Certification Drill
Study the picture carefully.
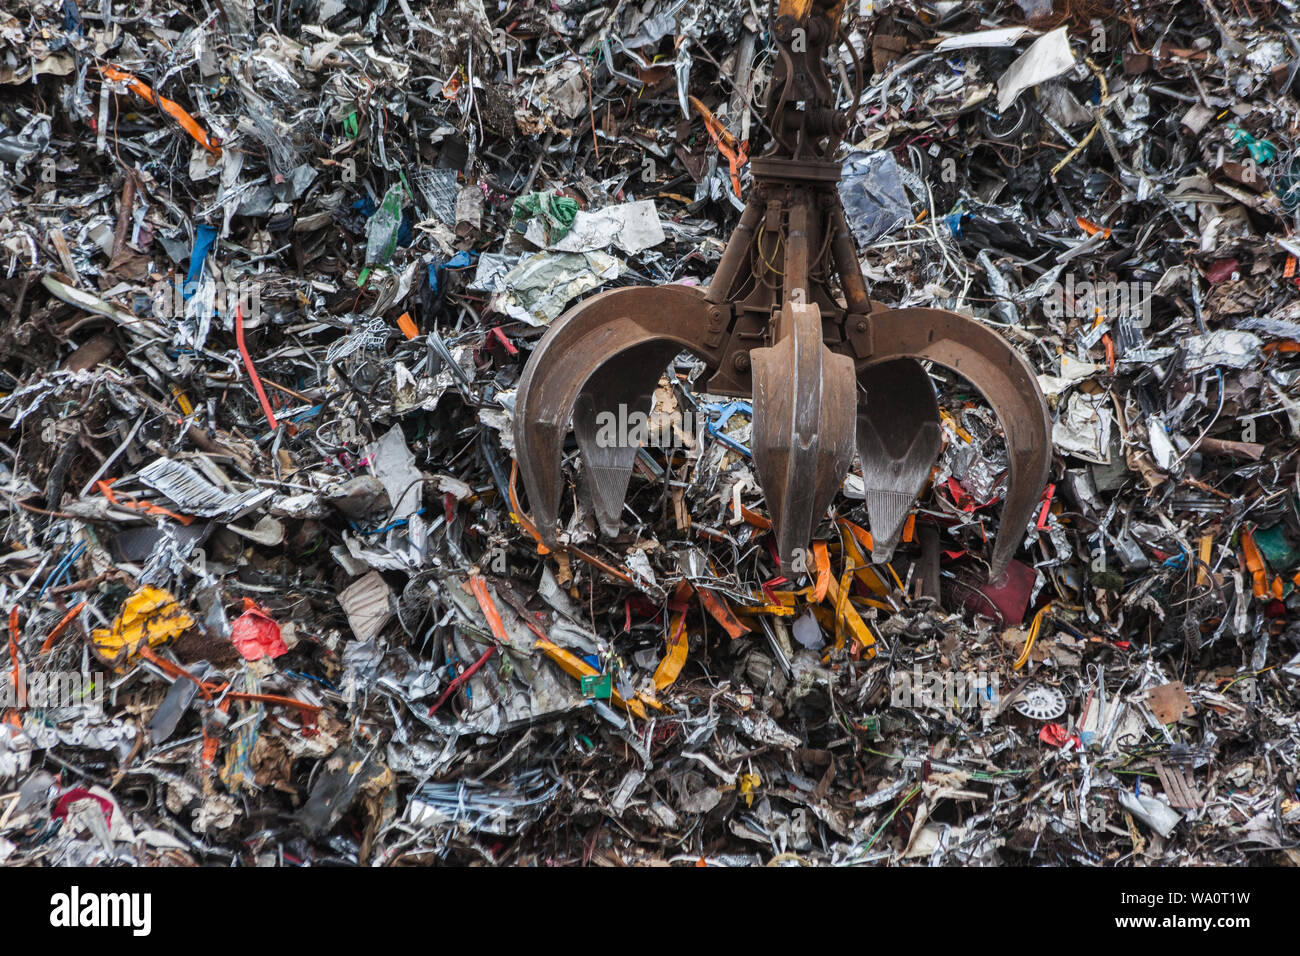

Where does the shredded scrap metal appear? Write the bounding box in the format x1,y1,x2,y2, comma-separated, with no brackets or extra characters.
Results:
0,0,1299,867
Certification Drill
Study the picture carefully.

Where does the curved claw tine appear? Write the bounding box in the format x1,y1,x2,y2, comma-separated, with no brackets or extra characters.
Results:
856,359,942,564
861,308,1052,582
751,299,857,571
573,341,683,536
514,284,717,548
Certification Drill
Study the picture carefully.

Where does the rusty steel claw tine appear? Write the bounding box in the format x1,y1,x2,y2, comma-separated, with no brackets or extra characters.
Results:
856,358,942,565
751,299,857,571
573,340,683,536
514,284,718,548
859,308,1052,583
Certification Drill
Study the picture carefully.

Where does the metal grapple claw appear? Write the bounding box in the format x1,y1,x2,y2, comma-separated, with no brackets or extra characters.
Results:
512,0,1051,585
513,284,721,549
855,358,943,565
857,307,1052,582
751,298,857,569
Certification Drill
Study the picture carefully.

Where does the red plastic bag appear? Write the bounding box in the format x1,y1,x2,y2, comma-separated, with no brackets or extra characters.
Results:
229,599,288,660
1039,723,1081,750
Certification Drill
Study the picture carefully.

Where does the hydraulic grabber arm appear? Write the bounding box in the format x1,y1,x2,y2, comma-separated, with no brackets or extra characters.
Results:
513,0,1051,582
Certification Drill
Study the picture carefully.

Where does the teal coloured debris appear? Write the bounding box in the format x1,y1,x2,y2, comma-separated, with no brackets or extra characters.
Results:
511,190,579,243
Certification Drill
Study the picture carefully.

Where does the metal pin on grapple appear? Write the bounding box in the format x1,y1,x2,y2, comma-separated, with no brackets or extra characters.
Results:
514,0,1051,583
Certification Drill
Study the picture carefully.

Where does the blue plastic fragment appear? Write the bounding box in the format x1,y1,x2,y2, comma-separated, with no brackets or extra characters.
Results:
183,224,219,302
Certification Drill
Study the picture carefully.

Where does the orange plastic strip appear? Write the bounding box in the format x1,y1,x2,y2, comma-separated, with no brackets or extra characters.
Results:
811,541,831,603
467,573,508,643
235,304,279,430
507,459,548,553
695,586,751,639
837,517,874,554
97,478,194,525
1263,341,1300,355
138,646,321,714
1076,216,1111,238
1241,529,1268,599
101,66,222,156
40,601,87,654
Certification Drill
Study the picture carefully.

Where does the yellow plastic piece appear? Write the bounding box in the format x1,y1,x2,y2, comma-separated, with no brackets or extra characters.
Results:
90,587,194,670
534,637,647,719
653,613,689,690
823,573,877,655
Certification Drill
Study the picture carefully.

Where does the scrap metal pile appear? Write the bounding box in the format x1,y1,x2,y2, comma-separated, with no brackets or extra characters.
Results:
2,0,1299,866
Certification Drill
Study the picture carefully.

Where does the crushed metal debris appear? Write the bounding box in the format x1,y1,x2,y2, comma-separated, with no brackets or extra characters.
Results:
0,0,1298,867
